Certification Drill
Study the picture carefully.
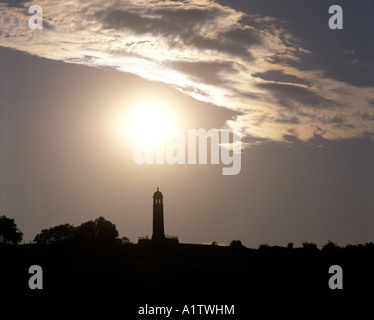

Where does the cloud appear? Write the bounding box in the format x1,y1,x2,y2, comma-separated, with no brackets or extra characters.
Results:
0,0,28,8
1,0,374,145
252,70,309,85
166,60,240,86
256,82,337,110
94,6,261,60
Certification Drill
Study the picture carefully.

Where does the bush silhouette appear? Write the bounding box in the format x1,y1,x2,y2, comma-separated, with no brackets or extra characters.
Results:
0,215,23,245
117,236,131,245
302,242,319,251
230,240,245,248
322,240,340,252
258,243,271,250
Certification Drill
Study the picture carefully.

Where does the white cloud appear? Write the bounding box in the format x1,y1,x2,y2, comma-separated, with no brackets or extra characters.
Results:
1,0,374,144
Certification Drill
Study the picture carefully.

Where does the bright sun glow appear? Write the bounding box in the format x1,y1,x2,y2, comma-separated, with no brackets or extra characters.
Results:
125,102,178,145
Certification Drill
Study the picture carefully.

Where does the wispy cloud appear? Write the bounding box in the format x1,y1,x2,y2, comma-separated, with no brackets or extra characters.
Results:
1,0,374,144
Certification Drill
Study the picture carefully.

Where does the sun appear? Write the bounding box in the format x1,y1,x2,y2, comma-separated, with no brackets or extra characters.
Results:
125,102,178,146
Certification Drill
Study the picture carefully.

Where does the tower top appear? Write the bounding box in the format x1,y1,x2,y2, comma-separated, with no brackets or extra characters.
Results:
153,187,163,199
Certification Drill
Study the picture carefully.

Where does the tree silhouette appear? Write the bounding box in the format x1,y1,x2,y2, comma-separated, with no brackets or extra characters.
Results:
0,215,23,245
75,216,119,245
34,223,76,245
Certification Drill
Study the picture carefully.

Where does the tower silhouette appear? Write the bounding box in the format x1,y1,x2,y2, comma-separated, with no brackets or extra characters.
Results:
152,187,165,241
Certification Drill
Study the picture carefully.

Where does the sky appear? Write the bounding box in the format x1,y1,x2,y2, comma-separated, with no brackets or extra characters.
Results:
0,0,373,247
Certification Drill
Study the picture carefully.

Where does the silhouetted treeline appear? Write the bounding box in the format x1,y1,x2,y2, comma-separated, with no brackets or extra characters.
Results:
1,214,371,252
32,216,130,246
1,214,374,305
1,238,373,298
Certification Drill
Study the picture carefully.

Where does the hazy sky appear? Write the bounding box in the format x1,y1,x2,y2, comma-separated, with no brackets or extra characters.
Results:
1,0,373,247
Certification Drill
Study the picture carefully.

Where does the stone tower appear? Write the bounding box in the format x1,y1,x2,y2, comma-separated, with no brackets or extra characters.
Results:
152,187,165,241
